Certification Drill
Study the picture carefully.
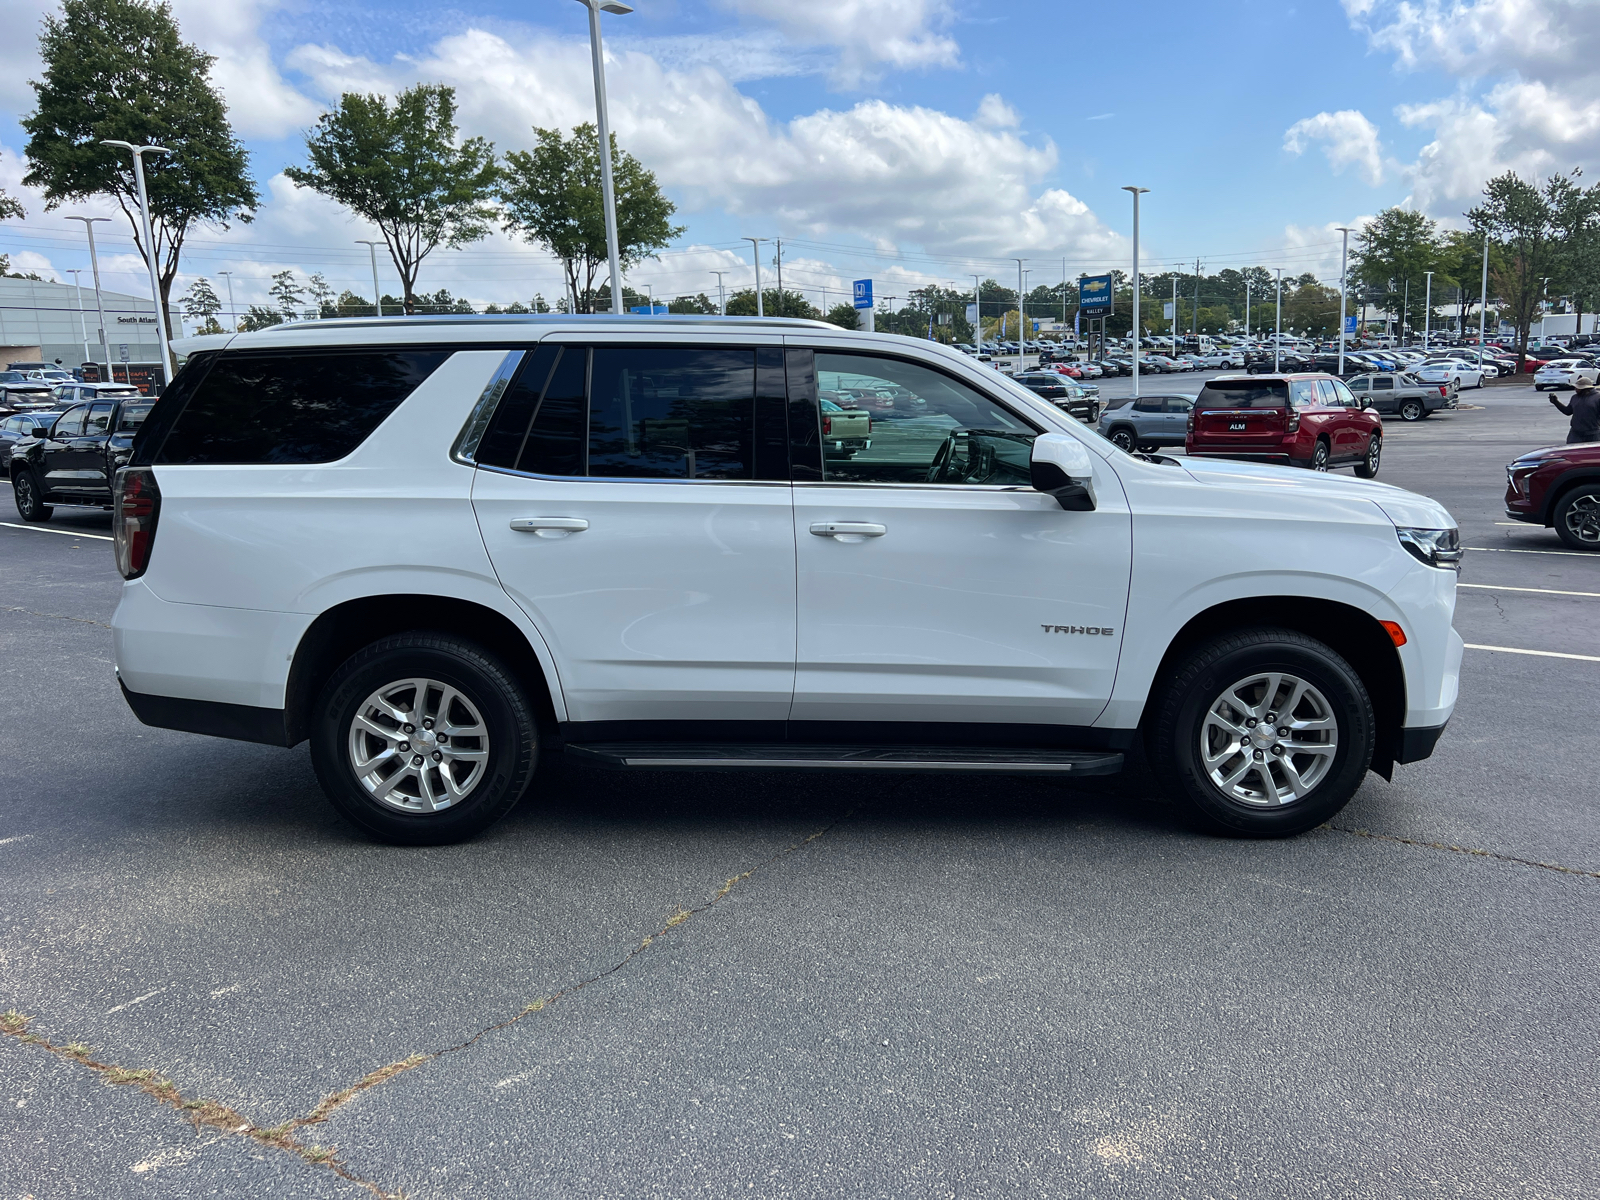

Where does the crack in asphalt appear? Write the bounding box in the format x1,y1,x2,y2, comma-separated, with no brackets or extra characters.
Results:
2,605,112,629
2,809,854,1198
1326,823,1600,880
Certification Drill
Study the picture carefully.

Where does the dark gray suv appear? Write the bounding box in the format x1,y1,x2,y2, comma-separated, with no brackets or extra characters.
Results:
1096,393,1195,452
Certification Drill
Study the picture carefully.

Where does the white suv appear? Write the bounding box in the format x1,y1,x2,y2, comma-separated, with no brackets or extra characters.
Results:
110,316,1463,844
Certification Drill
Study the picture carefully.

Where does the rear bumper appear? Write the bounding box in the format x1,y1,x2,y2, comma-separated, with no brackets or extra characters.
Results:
1395,722,1447,764
120,678,291,747
1185,449,1295,465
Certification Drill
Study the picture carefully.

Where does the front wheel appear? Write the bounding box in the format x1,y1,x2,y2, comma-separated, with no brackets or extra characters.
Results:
1553,486,1600,551
1354,435,1381,478
1149,629,1375,837
1108,427,1136,452
309,633,539,844
12,468,52,522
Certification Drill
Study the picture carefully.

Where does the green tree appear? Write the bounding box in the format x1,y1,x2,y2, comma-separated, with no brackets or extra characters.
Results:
269,269,305,319
22,0,257,337
331,288,373,317
724,288,817,318
498,123,683,314
824,302,861,330
1351,207,1446,337
1547,170,1600,339
285,84,498,315
180,275,221,333
668,292,718,315
307,271,335,318
238,304,282,331
1468,172,1564,367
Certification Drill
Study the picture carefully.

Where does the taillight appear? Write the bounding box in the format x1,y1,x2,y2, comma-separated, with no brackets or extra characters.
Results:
1286,409,1300,432
114,467,160,580
1438,386,1448,396
822,415,832,435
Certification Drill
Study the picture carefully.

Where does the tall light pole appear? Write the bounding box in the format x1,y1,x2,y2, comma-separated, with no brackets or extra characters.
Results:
1122,186,1148,397
972,274,981,342
217,270,237,332
101,140,173,380
65,269,91,365
1274,268,1284,372
1423,270,1434,352
355,240,384,316
573,0,633,314
1478,233,1490,369
710,271,727,315
65,216,112,375
1171,278,1178,355
1245,279,1251,343
1013,258,1026,365
1336,226,1353,375
743,237,767,316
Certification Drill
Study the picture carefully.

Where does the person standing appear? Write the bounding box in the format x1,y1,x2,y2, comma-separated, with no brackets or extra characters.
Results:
1549,374,1600,444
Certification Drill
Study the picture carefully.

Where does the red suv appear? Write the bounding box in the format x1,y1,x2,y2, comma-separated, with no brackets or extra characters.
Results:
1185,373,1383,475
1505,441,1600,550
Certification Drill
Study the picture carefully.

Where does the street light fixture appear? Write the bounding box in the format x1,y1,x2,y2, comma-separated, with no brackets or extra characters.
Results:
743,237,768,317
65,268,91,365
1122,186,1148,396
573,0,632,315
355,240,385,316
102,140,174,381
1336,226,1353,375
65,215,112,374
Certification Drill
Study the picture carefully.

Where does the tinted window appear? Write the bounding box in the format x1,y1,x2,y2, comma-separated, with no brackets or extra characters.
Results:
154,349,449,465
588,348,754,480
475,346,559,470
87,403,114,434
518,347,588,476
1370,376,1393,391
1329,379,1358,406
1349,377,1368,391
53,405,88,437
116,404,152,433
1133,399,1162,413
1164,396,1193,413
816,352,1036,486
1196,381,1288,409
1,417,19,432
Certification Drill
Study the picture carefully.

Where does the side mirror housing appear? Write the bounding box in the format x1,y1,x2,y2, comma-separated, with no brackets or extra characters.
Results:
1031,432,1097,511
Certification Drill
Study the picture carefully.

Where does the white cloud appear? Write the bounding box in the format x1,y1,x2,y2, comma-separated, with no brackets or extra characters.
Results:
1342,0,1600,213
1283,110,1386,185
169,0,321,139
974,94,1019,129
719,0,959,87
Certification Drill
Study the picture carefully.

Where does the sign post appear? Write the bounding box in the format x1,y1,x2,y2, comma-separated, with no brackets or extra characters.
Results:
853,279,874,333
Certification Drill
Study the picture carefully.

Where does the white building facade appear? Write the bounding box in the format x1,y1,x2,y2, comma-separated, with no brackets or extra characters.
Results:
0,277,163,371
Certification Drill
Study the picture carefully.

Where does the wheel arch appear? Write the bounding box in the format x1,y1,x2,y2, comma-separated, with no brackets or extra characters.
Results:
284,594,562,747
1139,596,1406,779
1540,468,1600,526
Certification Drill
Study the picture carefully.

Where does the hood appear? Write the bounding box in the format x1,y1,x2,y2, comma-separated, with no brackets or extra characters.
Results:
1511,442,1599,464
1177,454,1455,529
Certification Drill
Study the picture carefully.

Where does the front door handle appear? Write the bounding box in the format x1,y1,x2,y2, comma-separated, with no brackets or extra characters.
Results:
510,517,589,539
809,521,887,543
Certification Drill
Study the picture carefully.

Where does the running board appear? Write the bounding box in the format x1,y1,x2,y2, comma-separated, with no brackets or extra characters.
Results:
563,743,1123,775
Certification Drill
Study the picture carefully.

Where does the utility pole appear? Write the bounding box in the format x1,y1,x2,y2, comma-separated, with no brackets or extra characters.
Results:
1193,257,1201,346
1478,233,1490,369
65,216,112,374
1336,227,1352,375
972,274,981,342
743,237,767,317
1122,186,1149,397
1014,258,1026,366
1245,280,1251,343
1274,268,1284,372
1171,278,1178,355
1402,278,1410,345
218,270,237,332
1423,270,1434,351
774,238,783,316
710,271,727,315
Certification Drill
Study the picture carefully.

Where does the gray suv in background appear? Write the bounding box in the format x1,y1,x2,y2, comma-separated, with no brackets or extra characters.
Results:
1096,393,1195,452
1346,373,1452,421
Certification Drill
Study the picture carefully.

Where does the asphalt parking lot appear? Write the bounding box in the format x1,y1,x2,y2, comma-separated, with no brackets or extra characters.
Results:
4,378,1598,1199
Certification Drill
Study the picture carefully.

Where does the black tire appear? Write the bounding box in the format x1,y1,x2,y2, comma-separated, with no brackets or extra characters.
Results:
1108,427,1136,452
12,468,52,522
1399,399,1424,421
1149,628,1375,837
1309,439,1331,471
1553,485,1600,552
1137,442,1161,454
1353,434,1381,478
1534,384,1546,391
309,633,539,845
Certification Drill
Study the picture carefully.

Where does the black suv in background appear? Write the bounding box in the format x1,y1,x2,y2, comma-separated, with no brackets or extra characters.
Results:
10,393,152,520
1013,371,1099,423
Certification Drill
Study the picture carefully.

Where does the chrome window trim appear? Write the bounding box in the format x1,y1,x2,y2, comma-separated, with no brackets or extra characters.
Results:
451,350,526,465
473,462,793,488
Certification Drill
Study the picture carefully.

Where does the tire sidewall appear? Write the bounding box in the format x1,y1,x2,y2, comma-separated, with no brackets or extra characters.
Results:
310,638,537,844
1554,487,1600,552
1400,400,1423,421
1157,634,1374,836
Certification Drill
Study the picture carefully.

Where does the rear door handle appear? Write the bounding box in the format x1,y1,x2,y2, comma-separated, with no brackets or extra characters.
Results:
809,521,887,543
510,517,589,539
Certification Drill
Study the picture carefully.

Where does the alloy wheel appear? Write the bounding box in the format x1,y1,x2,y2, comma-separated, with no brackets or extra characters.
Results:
1400,400,1423,421
346,677,491,813
1200,671,1338,806
1310,442,1330,471
1563,493,1600,548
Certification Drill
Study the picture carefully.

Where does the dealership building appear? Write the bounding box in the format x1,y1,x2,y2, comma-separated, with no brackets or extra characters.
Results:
0,276,164,372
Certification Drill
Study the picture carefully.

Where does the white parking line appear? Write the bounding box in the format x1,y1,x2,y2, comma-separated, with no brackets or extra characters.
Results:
0,521,113,541
1466,643,1600,663
1460,583,1600,598
1467,545,1598,558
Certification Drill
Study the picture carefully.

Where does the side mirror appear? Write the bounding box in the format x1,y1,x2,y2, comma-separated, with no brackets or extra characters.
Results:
1031,433,1097,511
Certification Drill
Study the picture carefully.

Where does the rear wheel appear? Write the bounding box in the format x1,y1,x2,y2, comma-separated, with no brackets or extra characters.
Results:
1354,434,1382,478
1149,628,1375,837
12,468,51,522
1553,486,1600,551
1399,399,1424,421
310,633,539,844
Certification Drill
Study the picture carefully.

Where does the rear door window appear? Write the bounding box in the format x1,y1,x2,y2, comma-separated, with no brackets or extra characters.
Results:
153,349,450,465
588,348,755,480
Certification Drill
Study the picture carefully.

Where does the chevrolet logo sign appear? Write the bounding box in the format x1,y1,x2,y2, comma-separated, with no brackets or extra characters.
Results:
1081,280,1108,294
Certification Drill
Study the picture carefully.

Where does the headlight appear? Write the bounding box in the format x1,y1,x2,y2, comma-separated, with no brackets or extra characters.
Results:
1396,527,1463,571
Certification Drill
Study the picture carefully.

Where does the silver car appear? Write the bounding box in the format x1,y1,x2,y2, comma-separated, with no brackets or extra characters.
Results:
1096,393,1195,452
1346,372,1451,420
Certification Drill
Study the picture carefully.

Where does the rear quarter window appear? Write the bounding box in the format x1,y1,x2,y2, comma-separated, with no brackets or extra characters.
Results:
152,349,450,465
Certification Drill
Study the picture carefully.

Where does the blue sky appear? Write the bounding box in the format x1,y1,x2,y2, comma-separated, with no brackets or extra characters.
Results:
1,0,1594,317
